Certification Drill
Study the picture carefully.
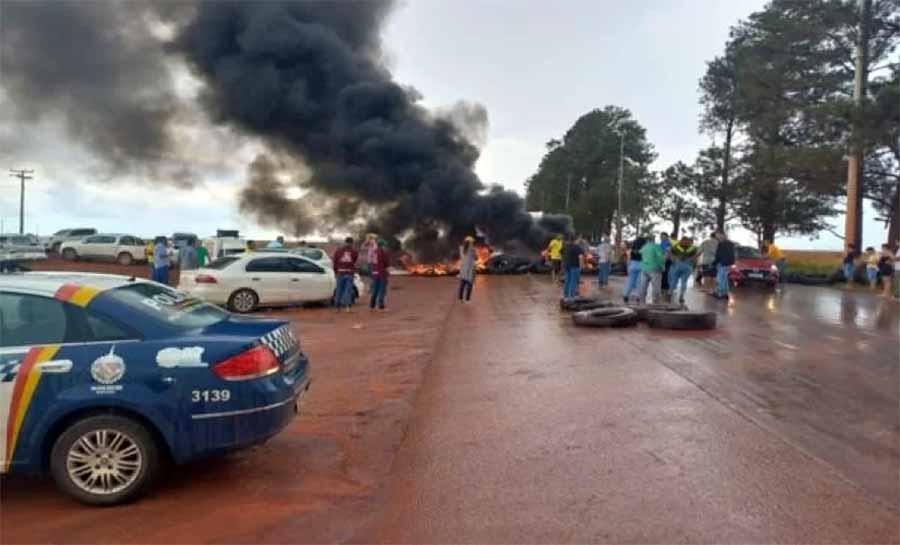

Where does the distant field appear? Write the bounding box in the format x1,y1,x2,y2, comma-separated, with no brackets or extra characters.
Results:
783,250,842,275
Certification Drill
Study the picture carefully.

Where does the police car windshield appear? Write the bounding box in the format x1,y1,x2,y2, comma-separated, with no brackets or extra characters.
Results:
106,283,228,330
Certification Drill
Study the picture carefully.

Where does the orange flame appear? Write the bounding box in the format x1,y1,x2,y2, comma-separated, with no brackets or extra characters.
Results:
401,244,493,276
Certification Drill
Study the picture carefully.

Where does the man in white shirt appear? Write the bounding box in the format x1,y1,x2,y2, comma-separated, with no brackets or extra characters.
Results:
596,236,613,287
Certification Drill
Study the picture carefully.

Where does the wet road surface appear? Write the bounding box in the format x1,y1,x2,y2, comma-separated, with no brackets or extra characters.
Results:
2,270,897,543
366,275,899,543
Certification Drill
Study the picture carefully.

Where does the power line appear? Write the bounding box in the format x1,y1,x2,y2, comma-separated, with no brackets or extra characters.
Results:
9,168,34,235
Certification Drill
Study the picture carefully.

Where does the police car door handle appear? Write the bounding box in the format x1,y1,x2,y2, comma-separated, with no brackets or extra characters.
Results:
37,360,73,374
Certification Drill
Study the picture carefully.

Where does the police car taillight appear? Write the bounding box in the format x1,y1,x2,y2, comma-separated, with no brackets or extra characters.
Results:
195,274,217,284
213,346,280,381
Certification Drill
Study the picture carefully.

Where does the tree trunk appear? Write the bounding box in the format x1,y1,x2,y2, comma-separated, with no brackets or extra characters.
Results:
717,116,734,232
762,223,776,245
888,183,900,247
671,199,683,238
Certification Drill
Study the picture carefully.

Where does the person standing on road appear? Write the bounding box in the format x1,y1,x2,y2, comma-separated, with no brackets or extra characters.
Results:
266,236,285,249
623,236,646,303
145,239,155,277
670,235,699,304
713,230,735,299
766,240,786,283
638,233,666,303
878,244,895,298
659,232,672,296
178,239,199,271
332,237,359,312
842,243,860,285
596,236,612,287
359,233,378,291
864,247,879,290
152,236,170,285
696,230,718,292
458,236,477,303
562,234,585,298
369,238,390,311
195,239,209,268
547,235,563,283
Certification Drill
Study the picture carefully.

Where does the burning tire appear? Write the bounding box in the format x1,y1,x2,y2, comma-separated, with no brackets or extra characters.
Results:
628,303,686,321
560,296,615,312
646,310,717,330
486,254,531,275
572,307,638,328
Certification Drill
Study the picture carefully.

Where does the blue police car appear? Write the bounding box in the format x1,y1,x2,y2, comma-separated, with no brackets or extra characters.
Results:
0,272,311,505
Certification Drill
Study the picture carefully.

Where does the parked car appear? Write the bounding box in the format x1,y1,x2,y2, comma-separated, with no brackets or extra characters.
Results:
0,234,47,260
728,245,779,287
59,234,146,265
0,272,311,505
262,247,334,270
46,228,97,253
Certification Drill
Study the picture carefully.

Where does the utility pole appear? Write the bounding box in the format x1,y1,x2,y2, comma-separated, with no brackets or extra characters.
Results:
843,0,871,251
615,130,625,247
9,168,34,235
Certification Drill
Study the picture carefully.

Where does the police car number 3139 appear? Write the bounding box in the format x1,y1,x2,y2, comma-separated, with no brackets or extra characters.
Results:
191,389,231,402
0,273,311,506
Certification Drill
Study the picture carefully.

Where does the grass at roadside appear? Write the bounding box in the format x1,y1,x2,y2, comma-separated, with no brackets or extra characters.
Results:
783,250,841,276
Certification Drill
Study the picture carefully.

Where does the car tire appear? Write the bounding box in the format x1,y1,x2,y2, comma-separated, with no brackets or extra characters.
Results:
50,414,160,506
51,242,62,254
560,296,615,312
572,307,639,327
228,289,259,313
628,303,685,321
117,252,133,266
62,248,78,261
646,310,717,330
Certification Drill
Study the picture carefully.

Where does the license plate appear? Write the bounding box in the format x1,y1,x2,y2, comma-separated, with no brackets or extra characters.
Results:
748,273,764,279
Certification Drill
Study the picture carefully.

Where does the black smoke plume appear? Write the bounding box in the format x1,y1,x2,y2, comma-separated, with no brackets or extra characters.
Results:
176,1,569,259
0,1,185,178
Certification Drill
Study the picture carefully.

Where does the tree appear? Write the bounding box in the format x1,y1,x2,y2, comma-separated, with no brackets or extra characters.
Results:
693,145,745,230
649,162,701,238
524,106,656,237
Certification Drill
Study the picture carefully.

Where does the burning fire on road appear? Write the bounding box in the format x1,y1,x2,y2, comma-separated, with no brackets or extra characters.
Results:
399,245,492,276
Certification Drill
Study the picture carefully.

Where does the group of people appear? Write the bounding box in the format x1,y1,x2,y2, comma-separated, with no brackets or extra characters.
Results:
621,231,711,304
146,237,208,285
844,243,898,297
332,234,390,312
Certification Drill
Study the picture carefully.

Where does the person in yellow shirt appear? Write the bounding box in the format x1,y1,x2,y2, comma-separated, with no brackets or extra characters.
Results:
766,240,786,283
145,239,155,276
546,235,563,283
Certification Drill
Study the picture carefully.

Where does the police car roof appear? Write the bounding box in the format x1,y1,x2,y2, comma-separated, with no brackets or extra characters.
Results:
0,271,149,296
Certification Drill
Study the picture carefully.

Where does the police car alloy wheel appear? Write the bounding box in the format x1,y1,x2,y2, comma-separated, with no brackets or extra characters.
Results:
50,415,160,506
229,288,258,313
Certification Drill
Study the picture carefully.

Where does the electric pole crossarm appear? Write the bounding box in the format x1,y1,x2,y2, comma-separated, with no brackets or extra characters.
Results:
9,168,35,235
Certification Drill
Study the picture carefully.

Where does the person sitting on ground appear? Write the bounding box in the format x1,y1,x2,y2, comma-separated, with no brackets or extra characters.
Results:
864,247,879,290
670,235,699,304
712,230,735,300
458,236,477,303
878,244,895,298
842,243,860,286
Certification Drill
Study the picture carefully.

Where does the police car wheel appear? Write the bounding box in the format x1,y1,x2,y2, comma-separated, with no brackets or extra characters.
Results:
228,288,258,313
50,415,160,506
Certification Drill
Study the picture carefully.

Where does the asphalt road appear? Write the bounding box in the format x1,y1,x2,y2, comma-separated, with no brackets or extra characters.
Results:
365,275,899,543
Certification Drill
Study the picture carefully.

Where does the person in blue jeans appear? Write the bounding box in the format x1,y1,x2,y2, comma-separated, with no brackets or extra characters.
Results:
369,239,389,311
562,235,585,298
332,237,359,312
152,236,170,285
712,230,735,299
842,243,859,285
596,236,612,287
622,236,646,303
669,236,699,303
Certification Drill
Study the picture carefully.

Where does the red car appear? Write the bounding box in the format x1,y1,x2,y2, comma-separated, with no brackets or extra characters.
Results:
727,245,780,287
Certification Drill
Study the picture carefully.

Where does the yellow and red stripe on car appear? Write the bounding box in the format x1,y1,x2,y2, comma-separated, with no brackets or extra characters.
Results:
54,283,101,307
2,345,60,472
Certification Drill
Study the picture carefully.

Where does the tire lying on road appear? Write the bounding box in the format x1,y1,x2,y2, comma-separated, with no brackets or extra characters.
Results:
572,307,639,327
560,296,615,312
628,303,685,321
646,310,717,330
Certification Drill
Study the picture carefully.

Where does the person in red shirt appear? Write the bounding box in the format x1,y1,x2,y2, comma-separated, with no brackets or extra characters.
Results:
332,237,359,312
369,239,390,311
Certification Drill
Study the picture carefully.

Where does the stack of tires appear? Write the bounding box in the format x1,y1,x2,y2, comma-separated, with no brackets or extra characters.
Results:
569,301,717,331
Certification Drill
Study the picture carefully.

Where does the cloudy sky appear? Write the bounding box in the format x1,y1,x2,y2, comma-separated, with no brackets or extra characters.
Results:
0,0,885,249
